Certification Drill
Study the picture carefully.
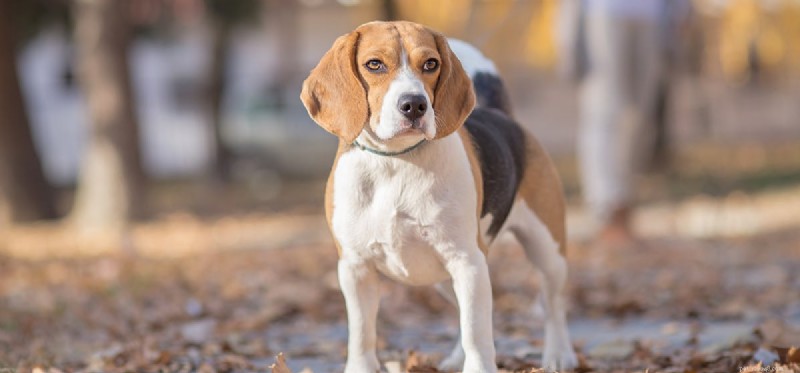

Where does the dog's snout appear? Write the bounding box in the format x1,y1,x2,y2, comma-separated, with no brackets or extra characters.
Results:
397,94,427,122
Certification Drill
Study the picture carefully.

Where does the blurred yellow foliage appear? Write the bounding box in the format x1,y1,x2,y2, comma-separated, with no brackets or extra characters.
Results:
390,0,800,80
718,0,781,80
395,0,472,36
685,0,800,80
524,0,558,69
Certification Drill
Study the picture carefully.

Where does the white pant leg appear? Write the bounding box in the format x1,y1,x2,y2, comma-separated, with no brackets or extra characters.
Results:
578,12,666,223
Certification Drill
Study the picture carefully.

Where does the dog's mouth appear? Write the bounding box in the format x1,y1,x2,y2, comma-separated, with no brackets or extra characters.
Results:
394,126,424,137
369,116,433,143
392,118,435,140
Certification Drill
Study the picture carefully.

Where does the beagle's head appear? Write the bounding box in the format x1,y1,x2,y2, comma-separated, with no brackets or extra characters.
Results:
300,21,476,150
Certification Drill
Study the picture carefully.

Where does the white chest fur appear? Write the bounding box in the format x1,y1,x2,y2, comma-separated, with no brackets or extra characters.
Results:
331,134,479,286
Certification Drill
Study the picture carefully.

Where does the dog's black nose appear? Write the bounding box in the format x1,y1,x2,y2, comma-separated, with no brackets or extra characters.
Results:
397,94,427,122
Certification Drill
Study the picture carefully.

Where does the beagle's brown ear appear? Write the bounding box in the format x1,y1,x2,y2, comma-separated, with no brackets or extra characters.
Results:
300,32,367,143
432,31,476,139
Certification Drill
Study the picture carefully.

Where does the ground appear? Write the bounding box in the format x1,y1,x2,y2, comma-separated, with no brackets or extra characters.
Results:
1,202,799,372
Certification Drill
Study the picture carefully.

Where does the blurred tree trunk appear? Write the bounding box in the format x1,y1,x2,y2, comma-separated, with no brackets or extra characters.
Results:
381,0,398,21
70,0,144,232
208,19,232,181
204,0,260,182
0,1,57,226
273,0,298,98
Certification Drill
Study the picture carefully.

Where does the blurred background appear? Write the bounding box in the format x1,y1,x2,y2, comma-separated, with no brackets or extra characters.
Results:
1,0,799,372
2,0,800,242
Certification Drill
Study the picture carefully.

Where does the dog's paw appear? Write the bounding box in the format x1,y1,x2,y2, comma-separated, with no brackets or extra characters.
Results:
460,359,498,373
344,355,380,373
542,345,578,372
437,346,465,372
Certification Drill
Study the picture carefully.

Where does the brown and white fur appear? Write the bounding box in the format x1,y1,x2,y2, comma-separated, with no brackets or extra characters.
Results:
300,21,577,373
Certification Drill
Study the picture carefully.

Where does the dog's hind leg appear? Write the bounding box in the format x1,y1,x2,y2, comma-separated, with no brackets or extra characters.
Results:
434,280,466,372
507,201,578,372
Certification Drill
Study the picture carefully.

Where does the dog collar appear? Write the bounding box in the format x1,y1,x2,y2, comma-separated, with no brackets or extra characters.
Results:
352,139,426,157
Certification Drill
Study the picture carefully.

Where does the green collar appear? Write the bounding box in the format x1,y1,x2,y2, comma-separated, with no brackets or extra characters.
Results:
352,139,426,157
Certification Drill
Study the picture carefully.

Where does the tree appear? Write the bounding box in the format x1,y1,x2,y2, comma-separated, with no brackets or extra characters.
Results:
70,0,145,232
381,0,398,21
204,0,260,181
0,0,57,225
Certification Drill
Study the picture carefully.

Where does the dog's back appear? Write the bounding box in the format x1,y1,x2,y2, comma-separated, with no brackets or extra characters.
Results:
445,39,576,371
447,39,513,116
450,39,566,251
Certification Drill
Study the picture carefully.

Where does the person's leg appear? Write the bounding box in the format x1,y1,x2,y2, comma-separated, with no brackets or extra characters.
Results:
631,17,669,174
602,16,668,245
578,11,635,242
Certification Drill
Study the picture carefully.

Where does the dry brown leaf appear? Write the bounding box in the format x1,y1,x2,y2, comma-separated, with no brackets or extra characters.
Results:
405,350,421,371
787,347,800,364
270,353,293,373
153,350,171,365
408,366,441,373
405,350,440,372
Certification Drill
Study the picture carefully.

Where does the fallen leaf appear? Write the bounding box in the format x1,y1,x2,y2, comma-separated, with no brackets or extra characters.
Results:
787,347,800,364
405,350,439,372
270,353,293,373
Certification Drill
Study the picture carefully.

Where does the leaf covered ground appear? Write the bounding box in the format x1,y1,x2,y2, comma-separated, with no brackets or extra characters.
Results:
1,213,799,373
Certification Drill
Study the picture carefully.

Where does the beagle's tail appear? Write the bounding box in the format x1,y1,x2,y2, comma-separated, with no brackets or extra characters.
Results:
447,38,513,117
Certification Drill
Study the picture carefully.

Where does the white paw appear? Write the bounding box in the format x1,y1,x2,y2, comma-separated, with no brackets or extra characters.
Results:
542,344,578,372
461,360,498,373
344,355,380,373
437,347,465,372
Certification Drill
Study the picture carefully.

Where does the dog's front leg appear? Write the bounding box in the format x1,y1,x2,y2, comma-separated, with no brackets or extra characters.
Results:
443,246,497,373
338,258,381,373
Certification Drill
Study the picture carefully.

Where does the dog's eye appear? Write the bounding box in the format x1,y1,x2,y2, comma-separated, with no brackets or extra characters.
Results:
423,58,439,72
365,59,385,71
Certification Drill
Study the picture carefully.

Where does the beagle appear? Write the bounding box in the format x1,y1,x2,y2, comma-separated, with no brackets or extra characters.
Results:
300,21,577,373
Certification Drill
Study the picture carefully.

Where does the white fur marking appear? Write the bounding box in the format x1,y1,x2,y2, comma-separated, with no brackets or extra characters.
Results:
371,50,436,144
447,39,499,79
506,200,578,372
478,213,494,247
333,134,476,286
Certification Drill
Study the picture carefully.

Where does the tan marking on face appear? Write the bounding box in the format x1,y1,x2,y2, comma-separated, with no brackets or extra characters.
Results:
354,22,443,137
394,22,441,105
301,21,475,144
516,133,568,256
